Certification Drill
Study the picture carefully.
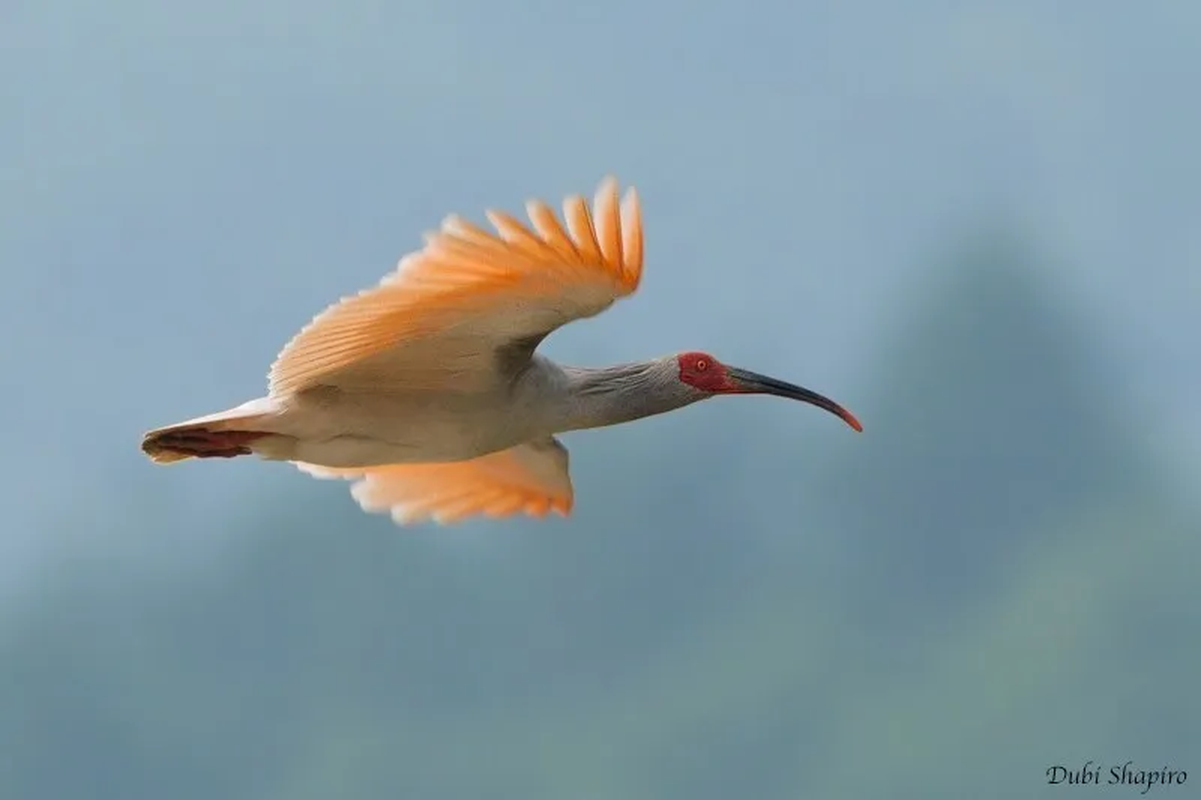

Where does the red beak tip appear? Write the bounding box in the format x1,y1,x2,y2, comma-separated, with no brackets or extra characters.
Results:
844,413,863,433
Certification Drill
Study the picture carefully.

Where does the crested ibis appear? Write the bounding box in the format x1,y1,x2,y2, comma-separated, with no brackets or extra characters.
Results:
141,177,862,525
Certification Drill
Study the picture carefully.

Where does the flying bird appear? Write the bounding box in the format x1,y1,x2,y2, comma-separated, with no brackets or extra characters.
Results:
142,177,862,525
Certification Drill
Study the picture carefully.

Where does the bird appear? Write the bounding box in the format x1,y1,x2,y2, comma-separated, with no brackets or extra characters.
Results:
141,176,862,525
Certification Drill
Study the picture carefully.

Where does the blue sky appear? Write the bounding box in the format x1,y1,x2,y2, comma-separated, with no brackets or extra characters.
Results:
3,0,1197,590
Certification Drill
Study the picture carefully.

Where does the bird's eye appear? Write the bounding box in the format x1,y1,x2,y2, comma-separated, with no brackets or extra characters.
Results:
695,359,708,371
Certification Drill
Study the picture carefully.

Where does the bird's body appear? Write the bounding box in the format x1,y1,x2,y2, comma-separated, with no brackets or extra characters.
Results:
143,178,861,525
187,356,693,468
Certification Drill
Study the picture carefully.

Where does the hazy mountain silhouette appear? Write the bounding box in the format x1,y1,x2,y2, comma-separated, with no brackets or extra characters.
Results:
818,228,1144,625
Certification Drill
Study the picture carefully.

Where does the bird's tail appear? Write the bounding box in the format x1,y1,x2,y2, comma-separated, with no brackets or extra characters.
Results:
141,397,279,464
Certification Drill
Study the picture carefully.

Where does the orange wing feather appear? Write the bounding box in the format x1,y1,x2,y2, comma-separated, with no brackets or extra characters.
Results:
268,177,644,397
295,437,573,525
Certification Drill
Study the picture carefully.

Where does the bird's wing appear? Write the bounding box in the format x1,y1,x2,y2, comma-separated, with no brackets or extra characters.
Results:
268,176,644,396
294,436,574,525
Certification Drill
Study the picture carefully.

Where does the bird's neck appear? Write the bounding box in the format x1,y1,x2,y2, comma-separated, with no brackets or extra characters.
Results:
550,359,703,433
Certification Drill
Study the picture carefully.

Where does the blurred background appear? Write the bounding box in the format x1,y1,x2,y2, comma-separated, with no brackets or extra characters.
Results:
3,1,1198,797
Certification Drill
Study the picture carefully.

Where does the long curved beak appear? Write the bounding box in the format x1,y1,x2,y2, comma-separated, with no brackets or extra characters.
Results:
725,366,863,432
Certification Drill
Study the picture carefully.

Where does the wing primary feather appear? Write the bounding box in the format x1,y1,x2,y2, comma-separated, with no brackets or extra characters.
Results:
620,187,644,285
563,194,603,264
593,176,624,273
484,209,561,262
426,234,538,276
525,199,581,265
485,496,526,517
440,214,502,246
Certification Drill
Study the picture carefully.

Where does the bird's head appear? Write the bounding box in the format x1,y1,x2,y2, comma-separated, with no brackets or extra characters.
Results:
675,351,863,432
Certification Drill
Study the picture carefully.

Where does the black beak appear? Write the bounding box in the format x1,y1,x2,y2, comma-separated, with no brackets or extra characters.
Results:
725,367,863,432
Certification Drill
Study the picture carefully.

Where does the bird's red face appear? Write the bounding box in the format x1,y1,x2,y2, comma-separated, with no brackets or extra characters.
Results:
675,351,863,432
676,351,732,393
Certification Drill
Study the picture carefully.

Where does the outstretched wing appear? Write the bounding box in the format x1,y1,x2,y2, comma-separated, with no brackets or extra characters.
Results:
268,177,644,397
295,437,574,525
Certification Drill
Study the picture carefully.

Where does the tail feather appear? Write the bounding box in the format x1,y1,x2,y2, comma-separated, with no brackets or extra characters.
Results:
141,397,278,464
